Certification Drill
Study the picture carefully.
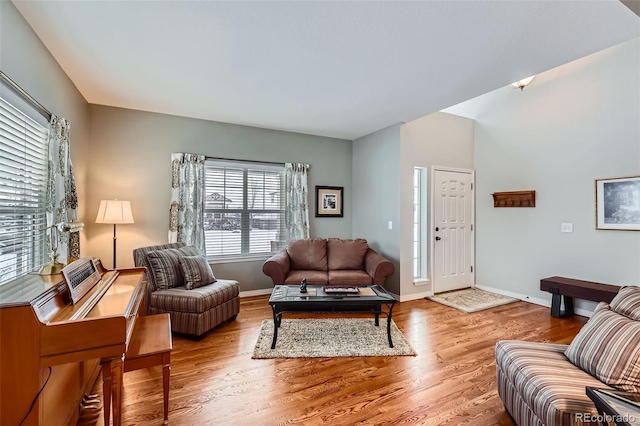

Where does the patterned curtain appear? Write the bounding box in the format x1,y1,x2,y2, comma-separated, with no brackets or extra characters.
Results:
169,153,206,253
46,116,80,263
284,163,310,240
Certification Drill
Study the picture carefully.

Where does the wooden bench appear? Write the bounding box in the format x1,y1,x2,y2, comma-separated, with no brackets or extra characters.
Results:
540,276,621,318
102,313,172,425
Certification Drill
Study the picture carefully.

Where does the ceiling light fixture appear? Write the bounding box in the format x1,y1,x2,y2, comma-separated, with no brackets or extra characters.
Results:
510,75,536,91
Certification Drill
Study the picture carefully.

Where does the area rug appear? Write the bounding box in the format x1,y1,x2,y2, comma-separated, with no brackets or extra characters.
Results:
427,288,519,313
251,318,417,359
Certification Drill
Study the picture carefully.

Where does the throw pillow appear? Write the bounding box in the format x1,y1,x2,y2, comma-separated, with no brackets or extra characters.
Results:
565,302,640,393
610,286,640,321
146,246,200,290
179,255,216,290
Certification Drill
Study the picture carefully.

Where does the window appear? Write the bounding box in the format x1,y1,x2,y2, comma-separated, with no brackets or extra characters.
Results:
204,159,285,259
413,167,427,280
0,97,49,285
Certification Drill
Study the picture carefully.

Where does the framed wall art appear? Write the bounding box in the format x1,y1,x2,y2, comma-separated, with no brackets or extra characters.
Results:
595,175,640,231
315,186,343,217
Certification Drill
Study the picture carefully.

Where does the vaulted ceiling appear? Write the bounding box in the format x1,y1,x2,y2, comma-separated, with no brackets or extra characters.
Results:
12,0,640,140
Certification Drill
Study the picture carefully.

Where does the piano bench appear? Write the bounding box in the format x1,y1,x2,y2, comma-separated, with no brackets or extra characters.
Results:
102,313,172,425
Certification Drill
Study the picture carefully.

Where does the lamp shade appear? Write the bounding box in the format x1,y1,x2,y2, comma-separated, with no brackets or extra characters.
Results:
95,200,134,224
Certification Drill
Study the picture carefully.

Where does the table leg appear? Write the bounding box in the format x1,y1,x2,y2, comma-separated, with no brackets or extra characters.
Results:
386,304,395,348
271,306,279,349
111,355,124,426
101,355,124,426
374,304,381,326
100,361,112,426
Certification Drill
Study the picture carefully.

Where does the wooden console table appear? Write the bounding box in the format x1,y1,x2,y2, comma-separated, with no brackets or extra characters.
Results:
540,276,621,317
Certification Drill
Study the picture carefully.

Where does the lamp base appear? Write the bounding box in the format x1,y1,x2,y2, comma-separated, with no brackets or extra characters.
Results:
39,260,66,275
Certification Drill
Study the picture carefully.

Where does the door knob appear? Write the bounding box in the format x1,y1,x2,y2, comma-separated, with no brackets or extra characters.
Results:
435,236,441,241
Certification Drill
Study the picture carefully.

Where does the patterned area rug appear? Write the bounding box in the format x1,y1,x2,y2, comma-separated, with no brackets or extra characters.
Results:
252,318,417,359
427,288,519,313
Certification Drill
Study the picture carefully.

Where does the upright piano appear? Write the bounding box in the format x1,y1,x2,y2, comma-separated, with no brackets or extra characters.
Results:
0,258,146,426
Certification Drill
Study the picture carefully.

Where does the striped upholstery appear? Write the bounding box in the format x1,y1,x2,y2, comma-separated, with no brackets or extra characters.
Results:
496,340,607,426
133,243,240,337
146,246,200,290
150,279,238,314
149,296,240,337
133,242,187,291
565,302,640,393
610,285,640,321
179,255,216,290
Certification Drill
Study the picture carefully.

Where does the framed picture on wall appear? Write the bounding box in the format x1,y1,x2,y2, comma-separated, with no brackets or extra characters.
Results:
315,186,343,217
595,175,640,231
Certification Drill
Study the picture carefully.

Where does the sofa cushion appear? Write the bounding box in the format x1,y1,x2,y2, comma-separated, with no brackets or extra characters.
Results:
496,340,606,425
284,270,329,285
287,239,328,271
146,245,200,290
564,302,640,393
327,238,368,270
610,285,640,321
328,270,373,286
179,255,217,290
149,279,240,314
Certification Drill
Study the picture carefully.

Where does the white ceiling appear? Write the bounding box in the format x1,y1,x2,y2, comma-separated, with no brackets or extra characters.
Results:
12,0,640,140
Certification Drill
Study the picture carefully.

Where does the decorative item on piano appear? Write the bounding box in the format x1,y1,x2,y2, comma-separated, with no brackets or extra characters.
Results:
39,220,85,275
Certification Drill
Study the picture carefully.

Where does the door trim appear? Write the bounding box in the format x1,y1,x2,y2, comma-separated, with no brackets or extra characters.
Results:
430,166,476,292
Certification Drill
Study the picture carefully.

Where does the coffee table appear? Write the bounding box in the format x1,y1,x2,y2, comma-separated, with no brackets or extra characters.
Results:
268,285,397,349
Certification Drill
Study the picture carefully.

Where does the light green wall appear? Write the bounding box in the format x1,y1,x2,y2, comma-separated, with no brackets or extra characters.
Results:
86,105,352,291
0,0,90,255
466,39,640,311
352,124,402,294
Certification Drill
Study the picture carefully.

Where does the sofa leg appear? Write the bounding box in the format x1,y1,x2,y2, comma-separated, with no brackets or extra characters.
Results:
227,314,238,323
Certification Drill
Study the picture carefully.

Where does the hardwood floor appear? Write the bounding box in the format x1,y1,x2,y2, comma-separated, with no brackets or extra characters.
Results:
78,295,588,426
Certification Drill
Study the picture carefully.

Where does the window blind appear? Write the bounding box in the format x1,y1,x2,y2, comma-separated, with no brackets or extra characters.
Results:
204,160,285,258
0,97,49,285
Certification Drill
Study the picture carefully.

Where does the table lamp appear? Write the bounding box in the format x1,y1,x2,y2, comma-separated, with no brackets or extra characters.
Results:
95,200,134,269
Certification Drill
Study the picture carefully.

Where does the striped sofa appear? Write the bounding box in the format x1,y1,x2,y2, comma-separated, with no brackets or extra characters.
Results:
496,286,640,426
133,242,240,339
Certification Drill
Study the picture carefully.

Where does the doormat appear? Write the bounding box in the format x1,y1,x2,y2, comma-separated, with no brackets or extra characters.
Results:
427,288,519,313
251,318,417,359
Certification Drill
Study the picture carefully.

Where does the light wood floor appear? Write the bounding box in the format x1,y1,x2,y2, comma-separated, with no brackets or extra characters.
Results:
78,295,588,426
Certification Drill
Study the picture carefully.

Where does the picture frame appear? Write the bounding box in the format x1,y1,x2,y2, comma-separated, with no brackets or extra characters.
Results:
315,186,343,217
595,175,640,231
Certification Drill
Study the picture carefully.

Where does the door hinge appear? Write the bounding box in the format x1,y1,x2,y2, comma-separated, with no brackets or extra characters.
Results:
471,266,473,273
471,224,474,231
471,183,473,190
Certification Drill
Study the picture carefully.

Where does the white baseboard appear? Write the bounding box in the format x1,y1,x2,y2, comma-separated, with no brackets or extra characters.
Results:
240,288,273,298
475,284,593,318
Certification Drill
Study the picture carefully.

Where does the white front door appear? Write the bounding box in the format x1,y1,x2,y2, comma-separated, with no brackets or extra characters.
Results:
432,168,474,293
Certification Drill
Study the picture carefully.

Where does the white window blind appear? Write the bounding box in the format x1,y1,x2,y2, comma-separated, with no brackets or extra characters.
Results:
0,97,49,285
413,167,427,280
204,159,285,258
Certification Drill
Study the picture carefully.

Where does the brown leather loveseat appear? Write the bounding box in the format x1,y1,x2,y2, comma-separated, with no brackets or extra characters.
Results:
262,238,394,286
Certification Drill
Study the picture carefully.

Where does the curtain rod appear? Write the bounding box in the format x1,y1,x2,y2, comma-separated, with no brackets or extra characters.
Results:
205,156,285,166
0,71,52,121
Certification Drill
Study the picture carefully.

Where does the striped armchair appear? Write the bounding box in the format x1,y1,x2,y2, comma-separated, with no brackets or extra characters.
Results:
133,242,240,339
496,285,640,426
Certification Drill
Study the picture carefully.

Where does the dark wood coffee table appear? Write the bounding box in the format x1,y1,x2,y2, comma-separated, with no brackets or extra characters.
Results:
268,285,397,349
